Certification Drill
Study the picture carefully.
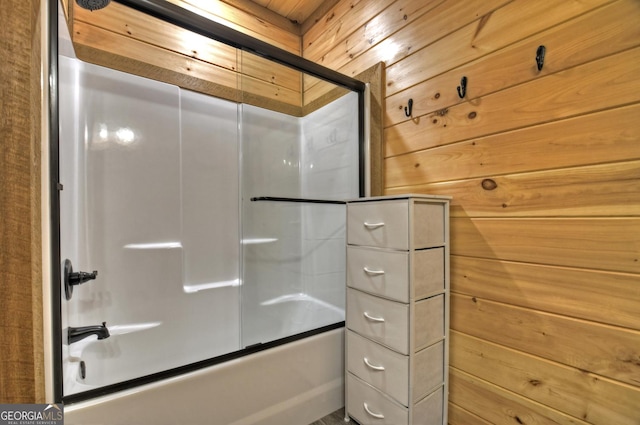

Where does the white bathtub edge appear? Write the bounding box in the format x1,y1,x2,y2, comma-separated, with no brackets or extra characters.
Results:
65,328,345,425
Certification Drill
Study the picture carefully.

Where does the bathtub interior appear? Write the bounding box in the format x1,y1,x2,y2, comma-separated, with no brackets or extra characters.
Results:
58,27,360,399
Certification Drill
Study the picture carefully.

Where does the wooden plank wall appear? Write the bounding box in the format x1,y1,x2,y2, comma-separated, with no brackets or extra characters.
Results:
0,0,44,403
67,0,305,114
302,0,640,423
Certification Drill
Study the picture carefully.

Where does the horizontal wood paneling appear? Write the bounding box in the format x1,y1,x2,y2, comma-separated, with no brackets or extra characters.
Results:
301,0,640,422
385,104,640,186
449,367,590,425
73,21,237,87
451,256,640,330
306,0,442,71
75,3,302,94
58,0,640,421
302,0,393,63
308,0,512,78
74,2,238,71
386,160,640,217
385,46,640,157
71,1,304,111
451,331,640,424
301,0,442,100
218,0,301,34
451,293,640,386
385,0,615,97
447,403,492,425
451,217,640,273
385,0,640,127
170,0,300,53
73,22,303,112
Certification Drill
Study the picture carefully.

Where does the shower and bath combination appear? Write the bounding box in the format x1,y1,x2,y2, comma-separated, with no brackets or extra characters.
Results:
52,0,368,416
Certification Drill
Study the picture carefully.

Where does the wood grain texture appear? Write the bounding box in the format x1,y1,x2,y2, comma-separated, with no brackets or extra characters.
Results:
56,0,640,420
451,217,640,273
72,0,304,110
302,0,393,63
385,46,640,157
385,0,614,97
301,0,442,97
219,0,300,34
451,294,640,386
170,0,300,53
451,256,640,330
451,331,640,424
0,0,43,403
450,367,591,425
385,0,640,127
325,0,512,80
447,402,492,425
386,160,640,217
384,104,640,186
299,0,640,421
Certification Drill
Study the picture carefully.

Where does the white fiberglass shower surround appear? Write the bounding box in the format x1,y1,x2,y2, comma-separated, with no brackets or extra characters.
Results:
51,0,367,422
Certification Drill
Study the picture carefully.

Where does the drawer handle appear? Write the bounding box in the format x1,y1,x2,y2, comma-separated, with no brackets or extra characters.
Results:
363,221,385,229
363,312,385,322
363,357,385,371
363,267,385,275
363,402,385,419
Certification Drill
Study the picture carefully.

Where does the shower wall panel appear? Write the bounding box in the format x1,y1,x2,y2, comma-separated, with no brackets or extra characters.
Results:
59,51,359,397
300,92,359,310
60,57,240,396
240,93,359,348
240,105,302,346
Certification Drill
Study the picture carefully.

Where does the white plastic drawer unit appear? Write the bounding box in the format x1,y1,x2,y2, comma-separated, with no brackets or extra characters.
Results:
345,195,450,425
347,199,445,250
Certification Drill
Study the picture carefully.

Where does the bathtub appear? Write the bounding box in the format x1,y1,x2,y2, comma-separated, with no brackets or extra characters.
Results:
64,327,345,425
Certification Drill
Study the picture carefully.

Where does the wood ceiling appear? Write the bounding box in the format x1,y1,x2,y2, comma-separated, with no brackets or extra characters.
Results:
247,0,327,24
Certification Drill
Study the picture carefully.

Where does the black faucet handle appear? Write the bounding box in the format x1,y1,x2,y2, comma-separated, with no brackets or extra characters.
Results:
64,259,99,300
98,322,110,340
69,269,98,286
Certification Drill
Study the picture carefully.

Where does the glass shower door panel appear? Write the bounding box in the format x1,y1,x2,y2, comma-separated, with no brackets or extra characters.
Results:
179,89,240,357
240,51,360,347
60,59,182,394
240,104,302,347
59,59,240,396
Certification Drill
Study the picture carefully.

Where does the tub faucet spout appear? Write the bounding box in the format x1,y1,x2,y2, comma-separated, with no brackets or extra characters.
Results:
68,322,110,344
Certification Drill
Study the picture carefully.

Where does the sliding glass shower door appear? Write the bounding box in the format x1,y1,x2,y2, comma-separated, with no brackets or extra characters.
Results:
59,56,242,397
57,27,363,401
239,51,360,347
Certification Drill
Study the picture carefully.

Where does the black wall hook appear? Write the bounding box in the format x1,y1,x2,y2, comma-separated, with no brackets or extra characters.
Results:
457,76,467,98
404,98,413,117
536,45,546,71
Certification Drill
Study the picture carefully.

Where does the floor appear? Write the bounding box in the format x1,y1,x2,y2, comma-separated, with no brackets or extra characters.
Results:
310,408,359,425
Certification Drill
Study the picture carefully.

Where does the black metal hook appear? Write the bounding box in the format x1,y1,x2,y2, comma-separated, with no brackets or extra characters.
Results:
536,45,546,71
457,76,467,99
404,98,413,117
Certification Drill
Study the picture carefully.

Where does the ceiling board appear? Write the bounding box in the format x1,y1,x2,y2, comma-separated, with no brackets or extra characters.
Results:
249,0,328,24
